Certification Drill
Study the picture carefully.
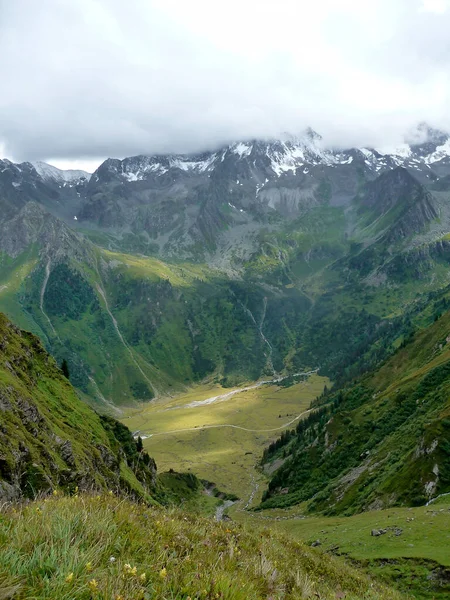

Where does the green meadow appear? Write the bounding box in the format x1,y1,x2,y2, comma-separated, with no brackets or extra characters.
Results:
123,374,328,502
237,499,450,599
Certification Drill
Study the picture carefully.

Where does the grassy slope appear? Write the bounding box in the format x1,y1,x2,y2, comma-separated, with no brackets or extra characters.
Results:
1,199,449,408
0,493,405,600
240,497,450,599
0,312,156,501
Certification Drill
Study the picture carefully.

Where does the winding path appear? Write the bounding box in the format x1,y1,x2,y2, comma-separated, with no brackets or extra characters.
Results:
137,406,314,439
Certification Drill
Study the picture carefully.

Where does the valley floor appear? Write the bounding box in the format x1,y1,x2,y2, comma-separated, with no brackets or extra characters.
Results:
122,373,328,505
124,376,450,599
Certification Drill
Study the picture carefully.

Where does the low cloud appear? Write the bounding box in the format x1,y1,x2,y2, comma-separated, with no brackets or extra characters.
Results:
2,0,450,168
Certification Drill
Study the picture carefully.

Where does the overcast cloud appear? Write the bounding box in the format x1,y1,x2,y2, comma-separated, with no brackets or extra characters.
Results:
2,0,450,171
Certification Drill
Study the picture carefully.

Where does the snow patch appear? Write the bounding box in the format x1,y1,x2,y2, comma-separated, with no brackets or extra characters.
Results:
425,138,450,164
32,161,91,183
232,142,252,158
376,143,412,158
170,153,217,172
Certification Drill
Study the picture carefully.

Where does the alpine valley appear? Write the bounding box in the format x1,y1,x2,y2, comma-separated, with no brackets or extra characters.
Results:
2,125,450,599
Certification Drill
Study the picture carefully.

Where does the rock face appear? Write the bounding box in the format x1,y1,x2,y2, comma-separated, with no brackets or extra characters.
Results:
357,167,438,241
0,312,156,500
2,125,450,260
73,130,450,258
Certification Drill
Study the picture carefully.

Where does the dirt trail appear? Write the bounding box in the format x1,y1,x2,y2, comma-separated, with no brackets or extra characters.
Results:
137,406,314,439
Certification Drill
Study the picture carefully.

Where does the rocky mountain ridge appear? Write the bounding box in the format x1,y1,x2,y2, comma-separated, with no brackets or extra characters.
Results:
3,124,450,260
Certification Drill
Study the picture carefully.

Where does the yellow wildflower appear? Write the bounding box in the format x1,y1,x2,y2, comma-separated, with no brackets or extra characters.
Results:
85,562,93,572
159,567,167,579
36,507,42,514
109,490,114,496
65,572,74,583
53,489,58,496
88,578,98,591
140,572,146,582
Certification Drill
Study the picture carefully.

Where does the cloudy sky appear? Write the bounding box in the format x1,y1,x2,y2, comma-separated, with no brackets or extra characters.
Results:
1,0,450,171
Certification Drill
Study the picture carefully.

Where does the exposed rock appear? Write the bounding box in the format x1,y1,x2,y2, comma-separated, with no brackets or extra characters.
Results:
371,529,387,537
16,396,44,426
0,480,21,501
59,440,76,467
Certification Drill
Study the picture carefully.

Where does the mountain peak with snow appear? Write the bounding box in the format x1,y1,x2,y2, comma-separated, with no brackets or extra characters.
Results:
32,161,91,184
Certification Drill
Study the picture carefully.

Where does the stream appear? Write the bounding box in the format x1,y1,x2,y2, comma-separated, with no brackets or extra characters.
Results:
177,369,319,410
215,500,235,521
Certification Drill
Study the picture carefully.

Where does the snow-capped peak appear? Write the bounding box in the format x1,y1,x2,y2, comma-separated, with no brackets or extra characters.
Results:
424,138,450,164
231,142,253,158
32,161,91,183
375,144,412,159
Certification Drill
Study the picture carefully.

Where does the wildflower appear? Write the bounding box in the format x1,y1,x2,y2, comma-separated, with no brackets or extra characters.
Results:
109,556,116,563
65,572,74,583
140,572,146,582
109,490,114,496
88,579,98,591
53,489,58,496
123,563,138,576
36,507,42,514
116,596,124,600
159,567,167,579
85,562,93,572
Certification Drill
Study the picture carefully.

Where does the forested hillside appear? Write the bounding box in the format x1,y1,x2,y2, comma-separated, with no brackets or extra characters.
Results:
260,307,450,513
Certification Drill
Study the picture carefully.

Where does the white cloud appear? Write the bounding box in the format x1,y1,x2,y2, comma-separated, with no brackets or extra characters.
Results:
421,0,450,13
1,0,450,166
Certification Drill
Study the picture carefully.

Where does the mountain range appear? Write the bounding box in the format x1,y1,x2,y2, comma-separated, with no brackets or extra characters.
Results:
2,124,450,408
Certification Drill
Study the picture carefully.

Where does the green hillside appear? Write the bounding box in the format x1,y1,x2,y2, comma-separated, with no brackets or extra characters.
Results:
0,312,156,501
260,309,450,514
0,492,405,600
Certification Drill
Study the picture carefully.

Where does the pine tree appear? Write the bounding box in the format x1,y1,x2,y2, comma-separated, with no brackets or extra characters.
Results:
61,359,70,380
